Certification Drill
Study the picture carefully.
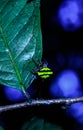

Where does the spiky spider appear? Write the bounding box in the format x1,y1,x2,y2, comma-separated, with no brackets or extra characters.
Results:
23,58,53,101
31,58,53,79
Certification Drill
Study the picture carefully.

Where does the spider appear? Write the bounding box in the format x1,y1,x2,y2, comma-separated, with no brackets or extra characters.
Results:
31,58,53,79
22,58,53,101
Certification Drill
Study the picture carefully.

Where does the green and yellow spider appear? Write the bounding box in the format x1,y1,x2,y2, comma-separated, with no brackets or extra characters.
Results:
32,58,53,79
23,58,53,101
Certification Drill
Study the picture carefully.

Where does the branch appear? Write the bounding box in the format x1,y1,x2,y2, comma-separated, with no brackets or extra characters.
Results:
0,97,83,113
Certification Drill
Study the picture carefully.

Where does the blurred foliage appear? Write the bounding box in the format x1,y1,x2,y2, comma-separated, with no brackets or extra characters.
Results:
21,117,62,130
0,0,42,91
0,126,4,130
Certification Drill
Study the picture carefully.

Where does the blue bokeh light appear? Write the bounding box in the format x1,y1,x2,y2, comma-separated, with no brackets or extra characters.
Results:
50,69,83,124
57,70,80,97
67,102,83,124
3,85,35,102
58,1,81,31
3,86,25,102
50,70,81,98
68,55,83,70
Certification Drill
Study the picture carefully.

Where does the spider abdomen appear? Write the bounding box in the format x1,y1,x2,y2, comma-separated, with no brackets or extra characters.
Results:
37,67,53,79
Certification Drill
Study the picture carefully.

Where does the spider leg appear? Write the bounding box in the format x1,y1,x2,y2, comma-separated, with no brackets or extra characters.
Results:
30,66,38,76
27,0,34,3
42,58,48,67
32,58,41,68
30,69,35,74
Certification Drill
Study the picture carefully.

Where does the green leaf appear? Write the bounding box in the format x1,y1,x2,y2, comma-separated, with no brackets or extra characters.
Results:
0,0,42,91
21,117,63,130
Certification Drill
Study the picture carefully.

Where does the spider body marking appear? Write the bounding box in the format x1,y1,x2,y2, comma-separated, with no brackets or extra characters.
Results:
32,58,53,79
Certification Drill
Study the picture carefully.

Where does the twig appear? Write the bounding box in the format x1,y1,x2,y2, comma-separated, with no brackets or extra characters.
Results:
0,97,83,113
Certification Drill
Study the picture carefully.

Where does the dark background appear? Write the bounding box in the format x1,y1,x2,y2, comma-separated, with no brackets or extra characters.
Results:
0,0,83,129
